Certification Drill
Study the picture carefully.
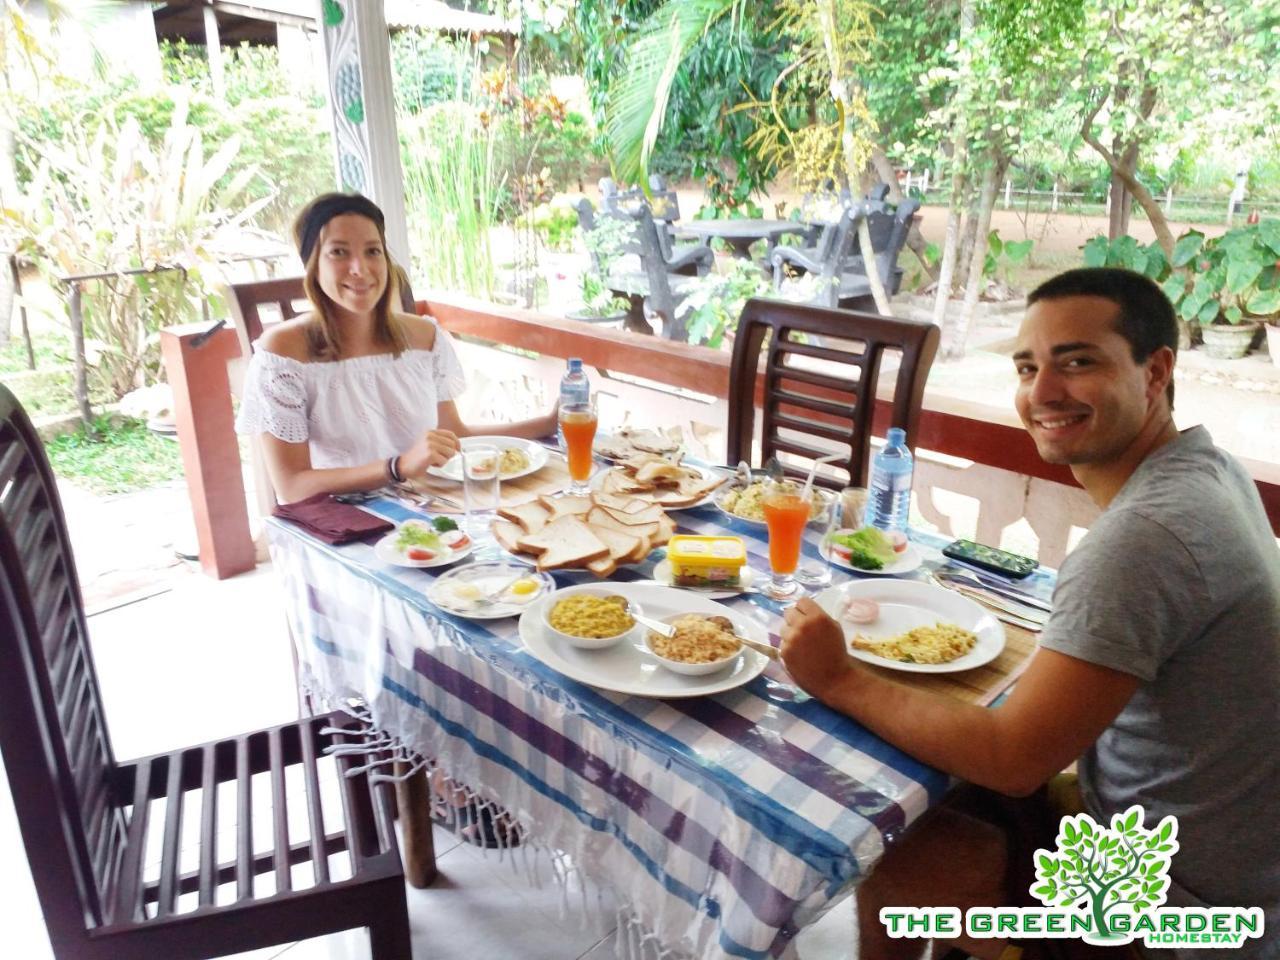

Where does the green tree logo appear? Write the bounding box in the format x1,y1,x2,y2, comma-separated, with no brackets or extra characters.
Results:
1031,805,1179,945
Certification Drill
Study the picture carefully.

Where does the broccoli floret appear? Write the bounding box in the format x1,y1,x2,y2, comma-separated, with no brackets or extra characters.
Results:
831,527,896,570
431,516,459,532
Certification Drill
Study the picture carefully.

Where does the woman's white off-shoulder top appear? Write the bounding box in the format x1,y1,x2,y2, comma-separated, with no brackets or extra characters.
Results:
234,321,467,468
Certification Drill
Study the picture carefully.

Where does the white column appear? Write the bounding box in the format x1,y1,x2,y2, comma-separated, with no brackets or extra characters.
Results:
1003,179,1012,208
204,5,225,100
314,0,410,267
1051,183,1059,212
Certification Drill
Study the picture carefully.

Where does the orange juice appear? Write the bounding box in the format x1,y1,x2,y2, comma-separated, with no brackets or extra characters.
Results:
763,492,810,575
561,409,598,482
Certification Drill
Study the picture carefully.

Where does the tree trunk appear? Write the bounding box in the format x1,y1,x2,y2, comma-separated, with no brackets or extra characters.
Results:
933,0,975,327
942,151,1007,359
955,186,983,287
856,214,892,315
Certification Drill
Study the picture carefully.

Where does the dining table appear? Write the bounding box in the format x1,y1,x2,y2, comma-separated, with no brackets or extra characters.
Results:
674,219,810,260
266,455,1051,960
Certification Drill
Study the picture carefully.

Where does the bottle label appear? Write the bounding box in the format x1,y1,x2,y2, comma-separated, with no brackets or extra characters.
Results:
871,472,912,493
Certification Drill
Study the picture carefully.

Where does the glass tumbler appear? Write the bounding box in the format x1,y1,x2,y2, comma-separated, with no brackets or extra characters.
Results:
462,444,501,537
819,487,870,567
559,397,598,496
794,488,838,589
761,481,809,600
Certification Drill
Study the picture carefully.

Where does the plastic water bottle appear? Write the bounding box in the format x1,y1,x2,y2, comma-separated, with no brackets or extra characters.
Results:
560,358,590,407
558,358,590,445
863,427,913,533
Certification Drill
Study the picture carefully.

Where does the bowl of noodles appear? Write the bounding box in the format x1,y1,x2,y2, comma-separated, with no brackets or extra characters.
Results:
543,586,643,650
644,613,744,675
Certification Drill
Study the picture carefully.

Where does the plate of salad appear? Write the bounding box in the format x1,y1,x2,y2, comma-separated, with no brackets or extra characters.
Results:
374,517,474,568
822,526,922,576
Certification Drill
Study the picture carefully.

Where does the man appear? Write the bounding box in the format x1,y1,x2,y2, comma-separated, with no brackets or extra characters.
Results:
781,268,1280,958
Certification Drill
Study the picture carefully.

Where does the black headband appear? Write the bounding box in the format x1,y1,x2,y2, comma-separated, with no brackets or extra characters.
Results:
297,193,386,263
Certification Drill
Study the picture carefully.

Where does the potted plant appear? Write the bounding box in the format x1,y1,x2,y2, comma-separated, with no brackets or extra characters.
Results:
567,213,632,324
1160,223,1280,360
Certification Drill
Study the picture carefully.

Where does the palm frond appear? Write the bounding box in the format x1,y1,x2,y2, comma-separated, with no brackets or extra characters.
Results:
603,0,740,185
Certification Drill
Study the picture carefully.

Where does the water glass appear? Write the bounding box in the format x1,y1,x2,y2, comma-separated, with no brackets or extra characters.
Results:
761,481,809,600
462,444,501,536
559,397,598,496
818,486,870,562
794,489,838,589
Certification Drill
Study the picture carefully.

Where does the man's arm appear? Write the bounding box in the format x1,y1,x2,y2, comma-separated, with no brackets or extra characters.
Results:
781,598,1140,796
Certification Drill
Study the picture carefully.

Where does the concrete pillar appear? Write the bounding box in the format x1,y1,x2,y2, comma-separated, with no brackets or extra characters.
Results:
204,5,225,99
314,0,410,266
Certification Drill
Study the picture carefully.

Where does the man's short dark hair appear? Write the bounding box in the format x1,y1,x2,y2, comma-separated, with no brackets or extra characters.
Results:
1028,267,1178,407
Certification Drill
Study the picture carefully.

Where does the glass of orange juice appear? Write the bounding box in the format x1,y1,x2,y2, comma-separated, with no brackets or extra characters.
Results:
762,480,810,600
559,396,598,495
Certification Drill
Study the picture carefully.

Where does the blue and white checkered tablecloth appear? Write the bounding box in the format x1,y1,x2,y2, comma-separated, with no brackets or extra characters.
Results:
268,495,1052,960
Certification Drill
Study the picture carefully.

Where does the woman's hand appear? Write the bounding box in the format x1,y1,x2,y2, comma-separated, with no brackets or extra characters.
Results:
399,429,461,478
781,597,857,702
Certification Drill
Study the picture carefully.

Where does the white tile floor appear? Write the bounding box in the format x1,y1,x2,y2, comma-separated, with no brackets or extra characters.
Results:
1,547,859,960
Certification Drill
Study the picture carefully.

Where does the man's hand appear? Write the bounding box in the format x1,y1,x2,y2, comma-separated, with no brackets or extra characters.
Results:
400,429,461,476
781,597,858,702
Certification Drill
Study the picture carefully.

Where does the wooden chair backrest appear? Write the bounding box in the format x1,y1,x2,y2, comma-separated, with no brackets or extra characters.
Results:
726,298,940,489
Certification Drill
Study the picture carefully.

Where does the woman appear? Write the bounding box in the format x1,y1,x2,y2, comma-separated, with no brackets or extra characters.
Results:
236,191,556,503
238,192,547,846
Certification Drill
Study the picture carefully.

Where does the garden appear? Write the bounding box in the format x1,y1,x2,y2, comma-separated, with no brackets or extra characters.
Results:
2,0,1278,493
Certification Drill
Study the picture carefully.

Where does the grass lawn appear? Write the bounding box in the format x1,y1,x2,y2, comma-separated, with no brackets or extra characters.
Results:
43,417,185,495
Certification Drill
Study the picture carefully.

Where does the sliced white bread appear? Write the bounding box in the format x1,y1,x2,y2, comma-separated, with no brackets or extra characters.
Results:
592,524,642,563
651,514,676,547
539,494,593,521
500,500,551,534
491,519,525,554
586,506,661,541
516,515,610,571
591,492,650,515
600,503,665,526
634,461,685,486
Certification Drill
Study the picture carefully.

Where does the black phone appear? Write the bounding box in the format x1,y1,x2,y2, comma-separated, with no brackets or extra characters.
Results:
942,539,1038,580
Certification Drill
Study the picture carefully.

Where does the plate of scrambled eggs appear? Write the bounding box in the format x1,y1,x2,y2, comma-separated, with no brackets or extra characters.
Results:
429,437,549,482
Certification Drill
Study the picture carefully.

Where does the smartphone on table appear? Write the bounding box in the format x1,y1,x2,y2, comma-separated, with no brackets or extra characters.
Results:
942,539,1038,580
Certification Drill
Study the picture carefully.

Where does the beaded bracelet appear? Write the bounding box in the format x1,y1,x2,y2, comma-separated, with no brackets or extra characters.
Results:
386,455,404,484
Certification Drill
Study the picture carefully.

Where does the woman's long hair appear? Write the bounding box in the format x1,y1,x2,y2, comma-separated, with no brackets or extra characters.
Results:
292,192,409,361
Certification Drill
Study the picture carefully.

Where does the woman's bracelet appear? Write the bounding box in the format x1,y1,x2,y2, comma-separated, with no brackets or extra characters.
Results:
386,455,404,484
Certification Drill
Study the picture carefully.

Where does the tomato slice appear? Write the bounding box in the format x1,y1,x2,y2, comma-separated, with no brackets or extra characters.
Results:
442,531,470,549
406,547,436,562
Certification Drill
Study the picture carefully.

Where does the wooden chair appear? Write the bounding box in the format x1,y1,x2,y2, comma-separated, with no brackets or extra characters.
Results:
726,298,940,489
0,385,411,960
772,197,920,311
575,199,714,341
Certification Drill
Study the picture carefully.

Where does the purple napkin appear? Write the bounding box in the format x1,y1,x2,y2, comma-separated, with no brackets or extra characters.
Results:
274,493,393,545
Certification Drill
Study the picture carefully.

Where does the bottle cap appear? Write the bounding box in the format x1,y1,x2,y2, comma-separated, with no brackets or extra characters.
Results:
568,357,583,371
887,427,906,445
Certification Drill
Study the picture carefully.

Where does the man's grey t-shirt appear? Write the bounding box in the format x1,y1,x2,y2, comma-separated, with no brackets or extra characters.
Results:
1038,426,1279,954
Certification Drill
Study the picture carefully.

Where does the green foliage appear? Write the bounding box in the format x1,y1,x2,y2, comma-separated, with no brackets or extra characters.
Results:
1083,220,1280,326
399,103,500,298
8,95,272,400
390,32,474,110
578,213,633,316
680,259,771,348
530,196,582,252
984,229,1033,281
43,417,185,494
0,331,69,374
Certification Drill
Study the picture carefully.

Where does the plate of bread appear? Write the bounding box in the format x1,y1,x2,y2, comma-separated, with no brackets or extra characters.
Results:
594,426,681,462
490,492,676,577
591,453,727,510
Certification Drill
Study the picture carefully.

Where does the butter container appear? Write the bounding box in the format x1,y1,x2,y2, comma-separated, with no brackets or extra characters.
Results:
667,535,747,587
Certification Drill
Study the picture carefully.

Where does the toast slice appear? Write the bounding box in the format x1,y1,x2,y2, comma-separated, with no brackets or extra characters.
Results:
491,519,525,555
591,492,650,515
586,554,618,578
586,506,660,541
540,494,593,521
592,524,642,562
516,515,610,571
634,460,685,486
500,500,551,534
651,513,676,547
600,503,665,526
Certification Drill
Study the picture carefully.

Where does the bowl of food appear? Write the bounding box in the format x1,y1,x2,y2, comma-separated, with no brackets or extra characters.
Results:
714,477,833,526
644,613,744,675
542,587,642,650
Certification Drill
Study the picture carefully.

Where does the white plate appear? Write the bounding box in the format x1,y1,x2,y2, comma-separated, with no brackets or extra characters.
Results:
589,463,725,510
814,579,1004,674
426,563,553,619
712,480,834,527
429,437,550,482
518,583,770,698
651,559,758,599
823,541,924,576
593,431,681,463
374,522,475,568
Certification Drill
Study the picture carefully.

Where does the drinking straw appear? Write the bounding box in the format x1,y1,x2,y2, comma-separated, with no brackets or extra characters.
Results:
801,453,843,504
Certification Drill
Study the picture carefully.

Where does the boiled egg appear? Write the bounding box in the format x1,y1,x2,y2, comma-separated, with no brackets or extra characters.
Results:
506,577,541,601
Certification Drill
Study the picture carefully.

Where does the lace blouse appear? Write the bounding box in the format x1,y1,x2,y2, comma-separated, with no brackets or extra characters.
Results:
234,321,467,469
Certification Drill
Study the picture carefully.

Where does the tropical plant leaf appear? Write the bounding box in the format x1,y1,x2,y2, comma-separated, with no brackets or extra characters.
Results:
1171,231,1204,268
1246,288,1280,316
1083,235,1109,268
1259,219,1280,257
1197,300,1220,324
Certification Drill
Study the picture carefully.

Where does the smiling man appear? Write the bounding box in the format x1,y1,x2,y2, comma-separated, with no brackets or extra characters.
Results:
781,268,1280,959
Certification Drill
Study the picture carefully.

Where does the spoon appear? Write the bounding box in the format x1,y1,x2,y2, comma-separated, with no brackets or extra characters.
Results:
613,600,781,661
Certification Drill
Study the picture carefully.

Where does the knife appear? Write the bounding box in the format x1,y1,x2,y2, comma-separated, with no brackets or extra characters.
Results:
944,582,1048,631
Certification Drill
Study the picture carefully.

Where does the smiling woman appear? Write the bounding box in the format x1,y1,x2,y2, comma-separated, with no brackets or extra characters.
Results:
233,192,558,503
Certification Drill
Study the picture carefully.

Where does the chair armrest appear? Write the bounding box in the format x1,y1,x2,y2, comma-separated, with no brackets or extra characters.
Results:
666,243,714,275
770,245,824,275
